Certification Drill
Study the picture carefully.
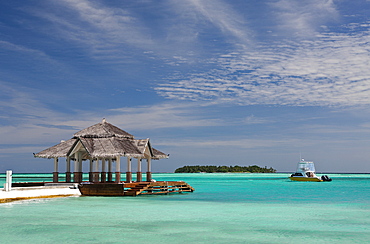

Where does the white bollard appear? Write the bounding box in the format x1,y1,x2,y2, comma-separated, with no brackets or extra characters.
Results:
4,170,12,192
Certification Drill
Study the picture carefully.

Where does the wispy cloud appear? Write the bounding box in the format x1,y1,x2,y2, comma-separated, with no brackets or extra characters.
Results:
0,82,56,122
154,138,289,149
60,0,152,47
270,0,339,37
186,0,252,45
0,40,64,69
25,0,154,63
0,81,77,145
21,0,255,66
156,20,370,107
107,104,213,129
0,81,227,145
0,40,47,56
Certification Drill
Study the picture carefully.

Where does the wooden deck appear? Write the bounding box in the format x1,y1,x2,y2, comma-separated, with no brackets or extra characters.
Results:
78,181,195,197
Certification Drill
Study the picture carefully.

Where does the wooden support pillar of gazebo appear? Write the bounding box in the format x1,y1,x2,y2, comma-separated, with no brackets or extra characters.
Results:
33,120,170,185
73,158,78,182
107,158,113,182
146,158,152,182
101,158,106,182
66,157,71,183
115,157,121,182
126,157,132,183
53,157,59,183
137,158,142,182
73,152,83,183
89,159,93,182
93,158,100,183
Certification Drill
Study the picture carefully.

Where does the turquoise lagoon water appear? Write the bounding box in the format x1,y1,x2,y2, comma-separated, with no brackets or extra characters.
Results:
0,173,370,243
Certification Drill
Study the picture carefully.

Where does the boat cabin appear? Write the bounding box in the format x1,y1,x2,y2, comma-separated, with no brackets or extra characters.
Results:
295,160,316,177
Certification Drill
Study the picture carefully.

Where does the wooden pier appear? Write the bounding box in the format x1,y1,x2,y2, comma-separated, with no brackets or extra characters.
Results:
78,181,195,197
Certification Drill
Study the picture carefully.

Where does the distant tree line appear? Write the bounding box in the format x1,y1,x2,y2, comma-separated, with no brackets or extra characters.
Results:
174,165,276,173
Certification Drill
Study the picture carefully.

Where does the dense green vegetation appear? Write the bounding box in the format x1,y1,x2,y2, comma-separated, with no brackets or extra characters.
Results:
174,165,276,173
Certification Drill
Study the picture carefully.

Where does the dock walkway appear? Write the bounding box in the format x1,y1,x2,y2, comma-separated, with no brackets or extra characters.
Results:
1,181,195,202
0,184,81,203
79,181,195,196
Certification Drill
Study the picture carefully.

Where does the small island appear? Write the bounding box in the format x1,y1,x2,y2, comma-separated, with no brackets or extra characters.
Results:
175,165,276,173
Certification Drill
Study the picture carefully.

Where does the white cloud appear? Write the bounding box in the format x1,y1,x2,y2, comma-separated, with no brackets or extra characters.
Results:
186,0,252,45
60,0,151,46
0,82,55,121
0,81,229,145
156,20,370,107
0,40,63,68
106,103,224,130
26,0,155,62
25,0,256,65
154,138,286,149
271,0,339,37
242,115,269,125
0,146,43,155
0,82,78,145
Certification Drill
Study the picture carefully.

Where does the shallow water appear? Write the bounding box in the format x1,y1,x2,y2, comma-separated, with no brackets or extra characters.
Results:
1,173,369,243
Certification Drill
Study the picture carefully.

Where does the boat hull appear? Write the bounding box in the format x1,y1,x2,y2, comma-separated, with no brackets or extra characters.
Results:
289,177,323,182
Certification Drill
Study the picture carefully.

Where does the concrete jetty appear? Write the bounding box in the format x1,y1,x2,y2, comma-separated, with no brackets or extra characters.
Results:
0,184,81,203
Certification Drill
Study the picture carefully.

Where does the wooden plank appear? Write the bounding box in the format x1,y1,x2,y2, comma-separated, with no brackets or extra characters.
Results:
78,183,125,196
78,181,194,196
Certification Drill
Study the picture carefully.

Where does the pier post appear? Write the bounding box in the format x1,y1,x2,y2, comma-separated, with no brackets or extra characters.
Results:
146,158,152,182
107,158,113,182
115,156,121,182
73,158,78,182
73,152,83,183
126,172,132,183
146,172,152,182
101,158,106,182
66,157,71,183
126,157,132,183
137,158,142,182
78,152,83,182
93,159,100,183
136,172,142,182
89,159,93,182
53,157,59,183
53,172,59,183
4,170,12,192
66,172,71,183
74,172,82,183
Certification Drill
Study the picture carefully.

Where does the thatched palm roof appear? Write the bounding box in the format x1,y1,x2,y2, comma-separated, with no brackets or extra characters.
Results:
34,139,76,158
34,119,168,160
73,137,143,158
151,147,169,159
74,118,134,139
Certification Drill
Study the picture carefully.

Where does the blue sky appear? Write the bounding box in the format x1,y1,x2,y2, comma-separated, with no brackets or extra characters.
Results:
1,0,370,173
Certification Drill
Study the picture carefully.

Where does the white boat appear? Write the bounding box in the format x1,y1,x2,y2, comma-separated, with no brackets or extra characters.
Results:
289,159,331,182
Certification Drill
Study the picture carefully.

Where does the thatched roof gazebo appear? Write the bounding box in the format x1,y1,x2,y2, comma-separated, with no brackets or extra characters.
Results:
34,119,168,183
